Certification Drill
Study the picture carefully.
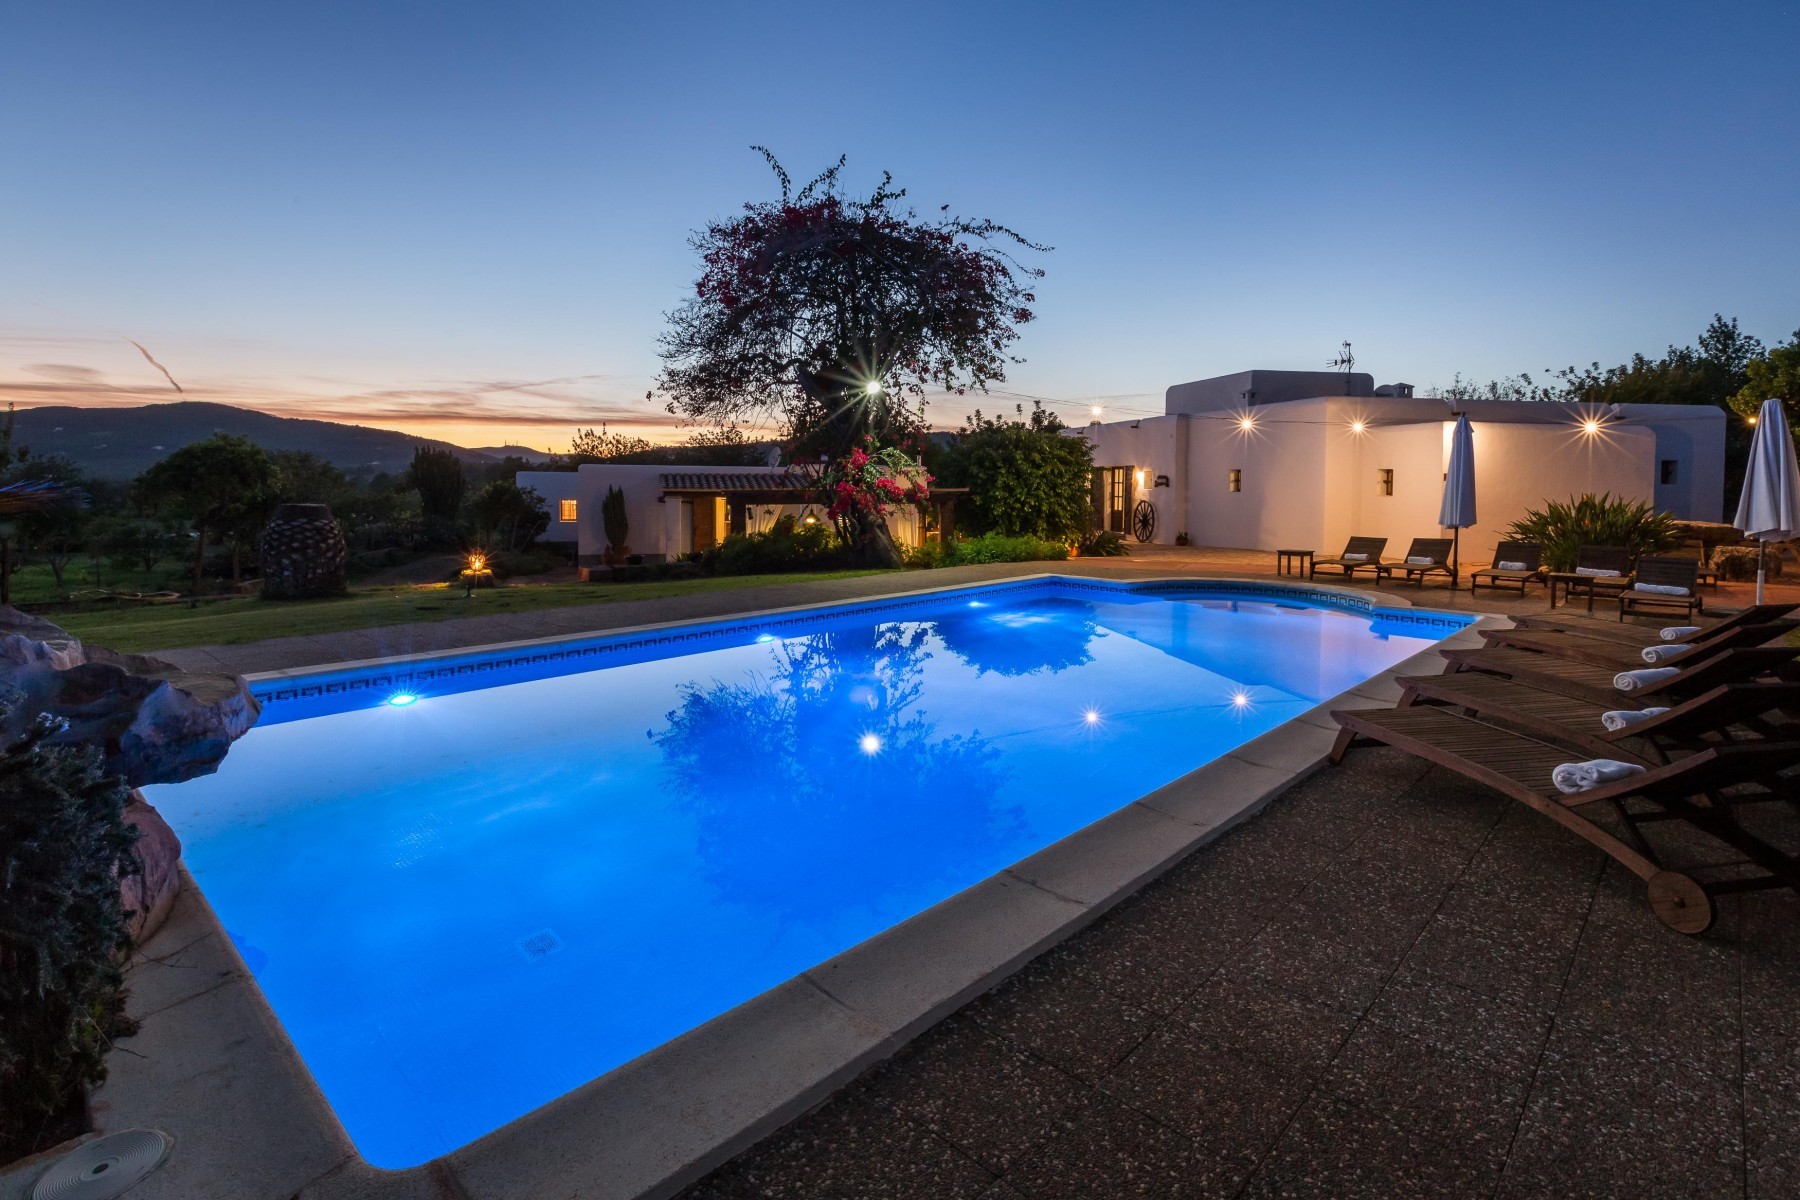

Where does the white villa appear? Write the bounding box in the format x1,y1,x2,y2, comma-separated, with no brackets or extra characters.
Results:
521,367,1726,565
1079,369,1724,556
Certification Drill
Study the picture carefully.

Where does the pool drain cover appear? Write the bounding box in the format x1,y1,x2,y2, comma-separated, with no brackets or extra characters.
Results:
516,929,564,961
32,1129,171,1200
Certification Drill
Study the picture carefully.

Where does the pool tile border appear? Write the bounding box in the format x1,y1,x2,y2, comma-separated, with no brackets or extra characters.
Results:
46,579,1508,1200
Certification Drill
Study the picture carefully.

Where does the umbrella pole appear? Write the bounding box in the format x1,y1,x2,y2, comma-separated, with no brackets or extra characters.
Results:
1757,541,1767,605
1450,528,1459,590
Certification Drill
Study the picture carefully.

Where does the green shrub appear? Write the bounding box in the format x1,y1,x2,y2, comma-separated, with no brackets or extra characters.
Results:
1,717,140,1162
707,518,854,575
1077,530,1130,558
601,485,629,552
941,532,1071,565
929,404,1094,541
1507,492,1681,573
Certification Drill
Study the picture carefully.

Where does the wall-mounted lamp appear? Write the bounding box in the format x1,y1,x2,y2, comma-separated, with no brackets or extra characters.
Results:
1134,468,1146,490
1349,419,1367,434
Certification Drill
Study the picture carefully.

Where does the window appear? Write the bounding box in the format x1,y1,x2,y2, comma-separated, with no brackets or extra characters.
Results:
1377,468,1394,497
1228,468,1242,493
558,499,578,522
1661,459,1679,485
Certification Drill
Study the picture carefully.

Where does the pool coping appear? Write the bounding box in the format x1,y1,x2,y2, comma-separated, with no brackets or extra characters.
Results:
42,576,1510,1200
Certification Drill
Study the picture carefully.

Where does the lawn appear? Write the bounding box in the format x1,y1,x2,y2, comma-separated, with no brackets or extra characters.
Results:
53,570,894,654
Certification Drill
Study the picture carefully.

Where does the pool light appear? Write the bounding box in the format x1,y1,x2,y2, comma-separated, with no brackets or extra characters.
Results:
1083,708,1102,726
755,633,776,643
387,692,419,707
1230,690,1251,709
858,732,884,756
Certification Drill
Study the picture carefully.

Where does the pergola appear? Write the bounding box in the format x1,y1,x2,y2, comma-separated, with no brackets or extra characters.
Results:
658,472,965,541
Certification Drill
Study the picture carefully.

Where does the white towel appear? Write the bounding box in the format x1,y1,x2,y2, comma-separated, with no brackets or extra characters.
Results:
1576,567,1621,578
1600,707,1671,731
1660,625,1702,641
1496,560,1528,571
1405,555,1435,565
1342,552,1368,562
1641,643,1693,663
1633,582,1690,596
1553,759,1648,794
1614,666,1679,691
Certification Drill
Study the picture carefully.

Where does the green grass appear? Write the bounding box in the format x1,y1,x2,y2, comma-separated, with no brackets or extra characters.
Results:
53,570,894,654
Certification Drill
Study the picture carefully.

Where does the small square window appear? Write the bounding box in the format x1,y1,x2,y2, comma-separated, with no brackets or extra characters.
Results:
558,499,578,522
1660,459,1678,485
1228,468,1242,493
1377,468,1394,497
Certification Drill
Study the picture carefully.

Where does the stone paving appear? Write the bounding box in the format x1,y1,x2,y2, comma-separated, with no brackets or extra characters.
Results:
679,751,1800,1199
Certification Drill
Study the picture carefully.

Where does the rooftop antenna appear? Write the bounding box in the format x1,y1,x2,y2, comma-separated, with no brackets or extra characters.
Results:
1327,340,1355,375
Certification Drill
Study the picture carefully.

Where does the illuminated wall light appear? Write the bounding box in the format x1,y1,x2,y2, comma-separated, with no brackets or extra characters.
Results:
1237,415,1256,432
1581,418,1602,435
1134,469,1146,489
1349,419,1367,434
858,732,884,756
1748,415,1759,425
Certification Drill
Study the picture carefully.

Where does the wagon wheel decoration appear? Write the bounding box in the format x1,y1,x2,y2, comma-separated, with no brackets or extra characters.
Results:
1131,499,1157,543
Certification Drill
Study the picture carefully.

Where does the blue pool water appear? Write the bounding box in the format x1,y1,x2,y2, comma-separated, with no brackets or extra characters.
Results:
143,579,1468,1167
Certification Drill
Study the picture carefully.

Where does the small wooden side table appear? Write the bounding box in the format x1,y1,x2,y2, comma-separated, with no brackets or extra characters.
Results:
1277,549,1314,577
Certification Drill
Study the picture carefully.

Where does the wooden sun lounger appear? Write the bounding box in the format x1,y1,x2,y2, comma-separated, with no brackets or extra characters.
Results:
1376,538,1455,587
1438,643,1800,706
1329,705,1800,933
1478,620,1799,670
1618,556,1705,622
1560,544,1634,611
1508,602,1797,646
1310,536,1387,580
1393,674,1800,763
1469,541,1546,595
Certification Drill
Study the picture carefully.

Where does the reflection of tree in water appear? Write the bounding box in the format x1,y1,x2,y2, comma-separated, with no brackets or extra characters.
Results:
653,622,1014,920
930,597,1099,677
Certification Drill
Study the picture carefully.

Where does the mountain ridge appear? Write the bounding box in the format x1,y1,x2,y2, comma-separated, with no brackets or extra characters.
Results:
8,401,538,480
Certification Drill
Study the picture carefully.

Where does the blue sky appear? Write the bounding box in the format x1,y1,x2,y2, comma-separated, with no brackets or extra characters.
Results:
2,0,1794,448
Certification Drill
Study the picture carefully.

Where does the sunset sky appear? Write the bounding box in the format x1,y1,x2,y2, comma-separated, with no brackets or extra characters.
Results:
3,1,1795,452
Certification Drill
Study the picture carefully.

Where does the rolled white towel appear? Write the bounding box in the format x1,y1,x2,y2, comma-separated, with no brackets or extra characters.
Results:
1660,625,1702,641
1496,560,1528,571
1600,706,1671,731
1405,555,1436,565
1633,582,1690,596
1342,552,1368,562
1575,566,1622,577
1641,643,1693,663
1614,666,1680,691
1553,759,1648,794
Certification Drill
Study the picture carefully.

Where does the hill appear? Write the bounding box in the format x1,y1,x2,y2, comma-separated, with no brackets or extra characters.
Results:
9,402,500,480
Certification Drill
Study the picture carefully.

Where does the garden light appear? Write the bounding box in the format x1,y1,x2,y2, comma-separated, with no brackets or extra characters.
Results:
865,380,882,395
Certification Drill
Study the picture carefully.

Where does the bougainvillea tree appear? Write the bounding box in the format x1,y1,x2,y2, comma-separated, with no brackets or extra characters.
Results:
815,438,932,555
656,149,1046,563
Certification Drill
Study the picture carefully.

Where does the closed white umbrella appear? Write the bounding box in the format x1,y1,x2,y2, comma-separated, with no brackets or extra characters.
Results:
1733,397,1800,604
1439,413,1477,589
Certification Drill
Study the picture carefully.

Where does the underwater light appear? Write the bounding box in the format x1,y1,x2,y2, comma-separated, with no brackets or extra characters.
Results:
755,633,776,643
858,732,884,755
1083,708,1101,726
387,693,419,707
1231,691,1251,708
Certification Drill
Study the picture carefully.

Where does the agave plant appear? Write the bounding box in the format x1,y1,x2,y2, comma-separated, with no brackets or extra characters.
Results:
1506,493,1682,573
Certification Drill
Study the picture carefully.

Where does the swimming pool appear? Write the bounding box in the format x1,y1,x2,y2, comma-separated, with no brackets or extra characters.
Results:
143,577,1471,1168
